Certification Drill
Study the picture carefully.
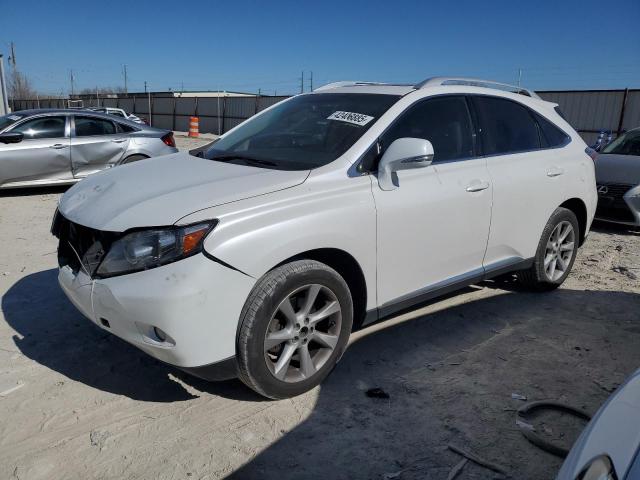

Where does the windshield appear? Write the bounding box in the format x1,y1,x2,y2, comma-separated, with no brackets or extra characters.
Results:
203,93,400,170
602,130,640,156
0,114,26,132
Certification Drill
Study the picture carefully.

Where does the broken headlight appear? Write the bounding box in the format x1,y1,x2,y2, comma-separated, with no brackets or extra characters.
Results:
96,221,216,278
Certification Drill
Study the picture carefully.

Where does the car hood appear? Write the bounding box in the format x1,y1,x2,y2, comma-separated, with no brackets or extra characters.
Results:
595,153,640,185
58,152,309,231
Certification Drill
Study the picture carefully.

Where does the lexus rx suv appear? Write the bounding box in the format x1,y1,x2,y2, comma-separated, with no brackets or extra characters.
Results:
52,77,597,399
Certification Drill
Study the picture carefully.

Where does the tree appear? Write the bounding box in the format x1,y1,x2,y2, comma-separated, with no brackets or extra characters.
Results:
8,70,37,100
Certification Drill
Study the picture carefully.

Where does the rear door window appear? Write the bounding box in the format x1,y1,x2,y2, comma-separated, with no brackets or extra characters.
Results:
12,116,66,139
533,112,570,148
74,116,117,137
472,96,540,155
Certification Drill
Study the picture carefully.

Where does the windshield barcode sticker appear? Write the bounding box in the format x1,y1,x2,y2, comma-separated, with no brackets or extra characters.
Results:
327,111,374,126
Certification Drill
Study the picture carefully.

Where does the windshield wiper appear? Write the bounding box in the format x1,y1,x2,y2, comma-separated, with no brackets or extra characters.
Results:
209,154,278,168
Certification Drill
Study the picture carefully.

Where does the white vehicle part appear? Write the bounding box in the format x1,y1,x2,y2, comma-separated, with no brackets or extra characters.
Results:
58,254,255,367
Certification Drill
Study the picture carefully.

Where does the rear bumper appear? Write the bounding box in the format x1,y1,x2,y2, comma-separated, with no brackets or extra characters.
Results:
58,253,255,370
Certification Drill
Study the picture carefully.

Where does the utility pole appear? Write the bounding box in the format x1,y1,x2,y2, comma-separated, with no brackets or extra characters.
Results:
70,69,75,96
517,68,522,88
123,64,128,94
309,71,313,91
9,42,16,69
96,86,99,106
300,71,304,94
147,82,152,126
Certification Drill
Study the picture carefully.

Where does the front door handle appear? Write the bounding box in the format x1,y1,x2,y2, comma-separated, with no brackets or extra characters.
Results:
49,144,68,149
111,138,127,143
547,167,565,177
466,180,490,192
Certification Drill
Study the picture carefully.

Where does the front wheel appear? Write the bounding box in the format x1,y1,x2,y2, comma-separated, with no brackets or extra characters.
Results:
236,260,353,399
518,207,580,291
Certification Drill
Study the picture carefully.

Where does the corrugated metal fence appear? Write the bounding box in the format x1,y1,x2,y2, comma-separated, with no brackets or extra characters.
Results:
10,88,640,143
535,89,638,145
10,95,290,135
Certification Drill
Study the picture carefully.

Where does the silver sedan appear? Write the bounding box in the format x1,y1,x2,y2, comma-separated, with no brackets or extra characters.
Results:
0,109,178,189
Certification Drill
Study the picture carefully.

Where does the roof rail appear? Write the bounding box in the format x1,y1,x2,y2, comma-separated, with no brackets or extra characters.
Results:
414,77,541,99
314,81,403,92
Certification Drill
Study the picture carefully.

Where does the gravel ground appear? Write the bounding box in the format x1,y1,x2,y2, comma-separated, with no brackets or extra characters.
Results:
0,140,639,479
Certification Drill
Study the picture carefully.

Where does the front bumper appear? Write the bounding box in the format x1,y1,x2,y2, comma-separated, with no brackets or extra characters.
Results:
58,253,255,370
595,183,640,226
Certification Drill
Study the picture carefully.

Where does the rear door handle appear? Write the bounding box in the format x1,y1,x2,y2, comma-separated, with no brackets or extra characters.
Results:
547,167,564,177
49,144,68,149
111,138,127,143
466,180,490,192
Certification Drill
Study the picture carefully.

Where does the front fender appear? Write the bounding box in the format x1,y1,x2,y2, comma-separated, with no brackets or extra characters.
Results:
178,173,378,310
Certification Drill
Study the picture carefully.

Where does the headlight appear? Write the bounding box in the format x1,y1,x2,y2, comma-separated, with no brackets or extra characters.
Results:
577,456,617,480
96,221,215,278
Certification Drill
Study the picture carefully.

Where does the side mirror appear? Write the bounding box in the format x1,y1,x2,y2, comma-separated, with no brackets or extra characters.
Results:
377,137,434,191
0,132,24,144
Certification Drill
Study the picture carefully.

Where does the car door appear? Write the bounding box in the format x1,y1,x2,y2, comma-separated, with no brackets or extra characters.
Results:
70,115,129,178
371,95,492,311
472,95,570,269
0,114,71,187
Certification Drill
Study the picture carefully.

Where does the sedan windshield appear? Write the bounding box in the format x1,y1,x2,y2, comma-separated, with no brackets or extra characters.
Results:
0,114,26,132
203,93,400,170
602,130,640,156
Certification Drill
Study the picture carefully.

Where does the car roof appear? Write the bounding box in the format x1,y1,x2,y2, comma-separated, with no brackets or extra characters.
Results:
312,77,547,104
5,108,150,129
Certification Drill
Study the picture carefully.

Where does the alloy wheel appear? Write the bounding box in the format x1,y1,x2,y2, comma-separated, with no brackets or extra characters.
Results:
264,284,342,383
544,221,575,281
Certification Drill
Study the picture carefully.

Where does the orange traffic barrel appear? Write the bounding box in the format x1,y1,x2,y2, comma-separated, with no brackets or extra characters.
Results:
188,116,199,137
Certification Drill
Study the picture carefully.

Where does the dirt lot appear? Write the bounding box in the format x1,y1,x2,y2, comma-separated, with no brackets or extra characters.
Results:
1,137,639,479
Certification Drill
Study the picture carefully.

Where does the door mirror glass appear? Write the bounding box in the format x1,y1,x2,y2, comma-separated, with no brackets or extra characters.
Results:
0,132,24,144
377,137,434,190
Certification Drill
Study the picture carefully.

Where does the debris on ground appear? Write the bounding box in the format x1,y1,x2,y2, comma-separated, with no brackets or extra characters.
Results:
446,458,468,480
448,443,507,475
511,392,528,401
0,383,25,397
612,265,638,280
366,388,390,399
89,430,110,450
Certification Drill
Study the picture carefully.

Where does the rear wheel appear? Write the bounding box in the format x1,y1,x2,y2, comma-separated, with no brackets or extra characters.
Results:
237,260,353,399
518,207,579,290
121,154,148,164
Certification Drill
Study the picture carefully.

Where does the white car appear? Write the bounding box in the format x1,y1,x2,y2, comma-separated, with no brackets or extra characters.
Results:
557,368,640,480
52,77,597,399
86,107,146,124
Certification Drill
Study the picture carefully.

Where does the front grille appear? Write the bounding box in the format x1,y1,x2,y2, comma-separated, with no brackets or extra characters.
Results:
596,183,636,223
52,211,118,277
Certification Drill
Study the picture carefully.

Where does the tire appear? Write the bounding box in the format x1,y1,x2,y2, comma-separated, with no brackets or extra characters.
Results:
517,207,580,291
237,260,353,399
121,154,148,164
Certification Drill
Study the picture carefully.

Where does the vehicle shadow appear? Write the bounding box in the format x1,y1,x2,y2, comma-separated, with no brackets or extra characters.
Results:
591,219,640,236
0,185,70,197
229,288,640,479
1,269,265,403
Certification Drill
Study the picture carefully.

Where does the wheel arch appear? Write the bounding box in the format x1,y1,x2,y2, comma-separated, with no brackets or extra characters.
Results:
559,198,588,246
274,248,368,329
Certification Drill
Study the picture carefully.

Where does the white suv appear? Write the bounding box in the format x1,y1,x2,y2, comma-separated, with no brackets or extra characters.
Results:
53,77,597,399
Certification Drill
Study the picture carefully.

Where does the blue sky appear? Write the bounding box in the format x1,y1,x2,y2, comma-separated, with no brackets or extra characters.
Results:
1,0,639,95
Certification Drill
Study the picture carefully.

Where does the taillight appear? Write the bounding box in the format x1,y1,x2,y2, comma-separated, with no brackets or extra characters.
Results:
585,147,598,162
162,132,176,148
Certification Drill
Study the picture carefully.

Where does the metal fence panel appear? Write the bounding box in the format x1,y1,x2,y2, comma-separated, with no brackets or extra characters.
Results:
12,90,636,139
623,91,640,131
